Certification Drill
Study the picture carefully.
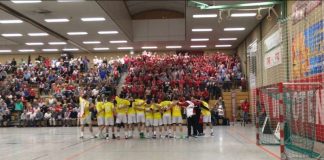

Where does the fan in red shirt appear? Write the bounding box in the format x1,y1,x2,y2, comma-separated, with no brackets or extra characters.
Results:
241,99,249,126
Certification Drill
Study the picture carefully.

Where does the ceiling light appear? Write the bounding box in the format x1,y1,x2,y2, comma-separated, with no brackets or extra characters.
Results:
231,13,257,17
110,40,127,44
94,47,109,51
57,0,85,2
191,38,209,42
63,48,79,51
83,41,101,44
117,47,133,50
0,50,12,53
1,33,22,37
28,33,48,36
11,0,41,3
166,46,182,49
256,8,262,20
19,49,35,52
192,28,212,32
98,31,119,34
45,18,69,23
81,17,106,22
67,32,88,35
193,14,217,18
141,46,157,49
42,49,58,52
49,42,67,45
239,2,275,7
0,20,23,24
190,45,207,48
224,27,245,31
26,42,44,46
215,44,232,47
219,38,237,41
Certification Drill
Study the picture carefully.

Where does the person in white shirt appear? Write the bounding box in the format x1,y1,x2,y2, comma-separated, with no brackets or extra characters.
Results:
44,110,52,126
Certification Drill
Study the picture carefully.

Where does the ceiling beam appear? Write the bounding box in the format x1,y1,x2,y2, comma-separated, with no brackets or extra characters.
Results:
188,1,282,10
0,2,91,54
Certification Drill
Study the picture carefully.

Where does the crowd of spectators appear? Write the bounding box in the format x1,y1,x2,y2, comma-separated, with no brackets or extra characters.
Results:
121,52,245,101
0,54,125,127
0,51,245,127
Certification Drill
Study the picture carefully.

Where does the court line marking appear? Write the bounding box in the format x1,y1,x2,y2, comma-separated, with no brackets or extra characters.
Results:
230,127,281,160
64,141,106,160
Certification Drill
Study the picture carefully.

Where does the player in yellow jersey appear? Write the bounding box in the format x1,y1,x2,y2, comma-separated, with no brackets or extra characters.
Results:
79,94,96,139
104,97,115,140
127,97,136,138
152,98,163,138
145,99,154,138
134,97,146,138
200,99,213,136
115,95,130,139
160,98,173,138
95,95,105,138
171,97,184,138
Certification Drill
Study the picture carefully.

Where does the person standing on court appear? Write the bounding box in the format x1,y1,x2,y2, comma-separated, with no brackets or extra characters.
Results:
178,97,198,138
79,94,96,139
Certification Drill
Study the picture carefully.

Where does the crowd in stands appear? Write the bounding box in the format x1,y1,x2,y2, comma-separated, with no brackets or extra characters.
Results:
0,51,245,127
121,52,245,101
0,54,125,127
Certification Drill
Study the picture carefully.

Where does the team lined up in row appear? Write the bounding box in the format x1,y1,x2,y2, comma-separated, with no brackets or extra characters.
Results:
79,94,214,139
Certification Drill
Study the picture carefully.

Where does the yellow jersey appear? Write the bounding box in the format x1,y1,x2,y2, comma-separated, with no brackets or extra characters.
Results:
172,104,182,117
134,99,145,114
115,96,130,115
145,105,153,119
80,97,90,118
128,101,136,115
96,101,105,118
160,101,172,115
201,101,211,116
152,104,161,119
104,102,114,118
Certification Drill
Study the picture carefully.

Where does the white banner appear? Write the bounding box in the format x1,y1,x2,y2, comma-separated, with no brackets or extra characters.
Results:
264,29,281,52
264,47,282,69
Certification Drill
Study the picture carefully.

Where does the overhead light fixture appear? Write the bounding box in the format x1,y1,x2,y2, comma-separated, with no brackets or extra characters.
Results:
267,8,272,21
239,2,275,7
215,44,232,47
256,8,262,20
81,17,106,22
224,27,245,31
45,18,69,23
117,47,133,50
83,41,101,44
67,32,88,35
48,42,67,45
63,48,79,51
231,13,257,17
141,46,157,49
42,49,58,52
192,28,213,32
166,46,182,49
0,50,12,53
94,47,109,51
190,45,207,48
218,10,222,23
11,0,41,3
219,38,237,41
26,42,44,46
28,33,48,36
192,14,217,18
191,38,209,42
0,20,23,24
19,49,35,52
1,33,23,37
98,31,119,34
57,0,85,2
110,40,127,44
